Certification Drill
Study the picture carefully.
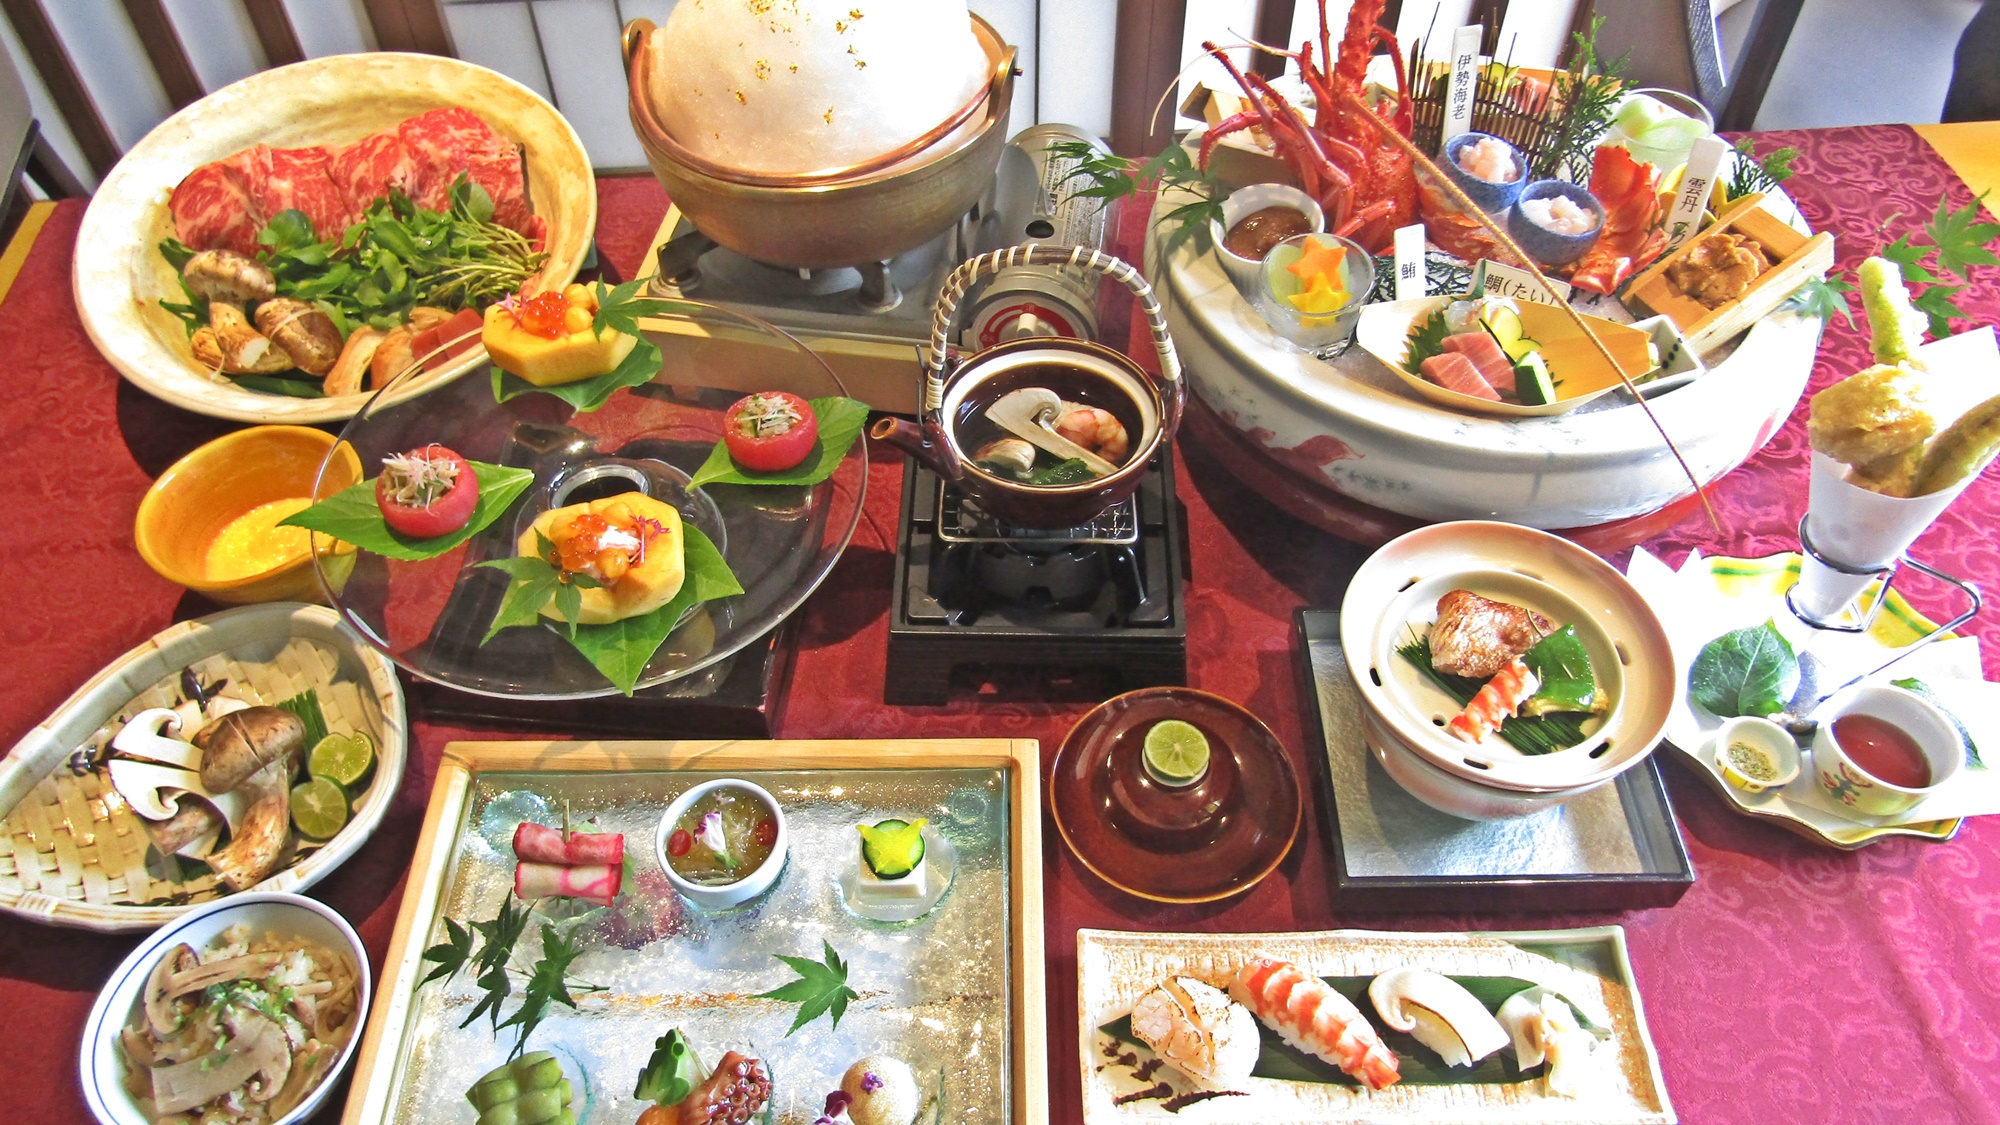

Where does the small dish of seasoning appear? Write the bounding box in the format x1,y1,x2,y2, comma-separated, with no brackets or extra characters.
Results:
1712,715,1800,794
1210,183,1325,300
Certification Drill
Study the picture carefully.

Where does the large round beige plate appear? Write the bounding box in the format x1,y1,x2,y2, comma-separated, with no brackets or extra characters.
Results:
74,53,596,424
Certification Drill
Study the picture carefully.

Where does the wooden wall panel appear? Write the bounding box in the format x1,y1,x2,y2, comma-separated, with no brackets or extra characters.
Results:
1111,0,1187,156
361,0,455,56
244,0,305,67
119,0,204,109
0,0,121,178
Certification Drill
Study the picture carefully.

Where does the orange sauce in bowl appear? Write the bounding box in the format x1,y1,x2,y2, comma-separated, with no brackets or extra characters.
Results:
203,497,315,582
1831,714,1932,789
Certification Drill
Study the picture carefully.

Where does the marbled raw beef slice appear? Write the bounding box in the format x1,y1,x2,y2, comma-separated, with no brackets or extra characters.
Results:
397,107,534,233
168,158,265,255
241,144,353,242
329,129,420,220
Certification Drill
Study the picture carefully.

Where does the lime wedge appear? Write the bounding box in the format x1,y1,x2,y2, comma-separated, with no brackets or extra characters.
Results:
1143,719,1211,785
309,731,375,787
291,776,350,839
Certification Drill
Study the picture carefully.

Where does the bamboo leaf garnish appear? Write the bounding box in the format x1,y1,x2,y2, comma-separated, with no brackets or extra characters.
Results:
1321,80,1718,530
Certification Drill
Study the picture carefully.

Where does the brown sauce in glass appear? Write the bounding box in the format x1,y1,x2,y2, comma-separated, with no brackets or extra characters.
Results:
1224,206,1311,260
1831,714,1932,788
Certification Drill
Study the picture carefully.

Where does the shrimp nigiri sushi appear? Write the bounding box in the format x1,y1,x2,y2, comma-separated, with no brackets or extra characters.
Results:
1230,959,1401,1090
1129,977,1260,1089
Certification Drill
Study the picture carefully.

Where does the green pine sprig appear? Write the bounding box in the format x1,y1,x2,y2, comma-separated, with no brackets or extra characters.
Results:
1538,15,1630,183
1048,139,1224,241
756,940,859,1035
1725,138,1799,200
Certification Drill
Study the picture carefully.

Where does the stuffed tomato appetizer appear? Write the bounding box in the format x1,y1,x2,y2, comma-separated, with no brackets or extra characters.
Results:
723,391,818,472
376,444,480,538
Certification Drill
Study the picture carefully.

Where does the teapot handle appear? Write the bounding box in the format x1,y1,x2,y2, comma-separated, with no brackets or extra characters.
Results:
924,244,1181,413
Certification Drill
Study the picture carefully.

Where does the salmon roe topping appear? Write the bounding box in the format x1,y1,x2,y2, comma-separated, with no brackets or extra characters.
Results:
517,291,573,339
554,513,611,572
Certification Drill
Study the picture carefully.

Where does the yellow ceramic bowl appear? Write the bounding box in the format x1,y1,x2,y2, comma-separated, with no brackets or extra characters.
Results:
135,426,361,604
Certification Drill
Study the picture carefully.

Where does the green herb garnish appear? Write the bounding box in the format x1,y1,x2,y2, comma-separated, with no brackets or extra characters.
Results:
478,531,604,642
1726,138,1799,200
1784,274,1858,329
1048,139,1223,243
756,939,859,1035
1402,308,1451,376
1029,457,1097,487
276,689,329,747
1537,16,1629,183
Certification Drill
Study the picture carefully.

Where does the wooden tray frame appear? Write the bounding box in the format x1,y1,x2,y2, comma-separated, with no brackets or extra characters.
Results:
1625,193,1836,357
342,738,1048,1125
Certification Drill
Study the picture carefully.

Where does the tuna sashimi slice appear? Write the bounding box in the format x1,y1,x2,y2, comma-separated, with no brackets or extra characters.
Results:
1442,331,1517,395
1420,352,1500,401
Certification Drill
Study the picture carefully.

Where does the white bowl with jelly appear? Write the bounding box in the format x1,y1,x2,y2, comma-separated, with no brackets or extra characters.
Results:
656,778,788,909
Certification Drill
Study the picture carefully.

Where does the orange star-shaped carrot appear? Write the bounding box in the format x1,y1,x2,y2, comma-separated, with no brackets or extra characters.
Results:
1286,237,1347,289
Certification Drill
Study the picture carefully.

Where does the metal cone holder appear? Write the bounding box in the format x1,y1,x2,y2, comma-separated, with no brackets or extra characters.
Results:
1786,515,1983,648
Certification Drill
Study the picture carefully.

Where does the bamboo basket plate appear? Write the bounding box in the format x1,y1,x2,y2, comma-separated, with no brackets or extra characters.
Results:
1078,925,1675,1124
0,603,406,932
73,53,596,424
1355,297,1660,418
344,738,1047,1125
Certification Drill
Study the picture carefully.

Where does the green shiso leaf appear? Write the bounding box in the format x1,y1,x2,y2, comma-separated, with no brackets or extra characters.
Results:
1689,620,1799,718
1519,626,1599,717
279,460,535,562
491,338,665,413
687,397,871,490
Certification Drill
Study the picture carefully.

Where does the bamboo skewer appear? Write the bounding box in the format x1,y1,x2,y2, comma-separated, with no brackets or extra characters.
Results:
1324,83,1721,531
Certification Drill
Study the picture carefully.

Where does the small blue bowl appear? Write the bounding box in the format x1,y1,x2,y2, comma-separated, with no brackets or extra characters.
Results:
1441,132,1526,213
1508,180,1605,266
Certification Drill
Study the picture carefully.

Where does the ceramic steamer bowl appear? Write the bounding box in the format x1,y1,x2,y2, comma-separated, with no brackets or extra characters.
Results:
1340,522,1678,818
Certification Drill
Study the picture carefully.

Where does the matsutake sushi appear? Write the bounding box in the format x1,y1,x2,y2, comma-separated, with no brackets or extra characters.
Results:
1128,977,1260,1090
1230,959,1401,1090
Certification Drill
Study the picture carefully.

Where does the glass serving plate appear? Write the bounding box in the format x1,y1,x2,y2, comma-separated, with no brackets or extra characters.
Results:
310,301,865,698
343,738,1048,1125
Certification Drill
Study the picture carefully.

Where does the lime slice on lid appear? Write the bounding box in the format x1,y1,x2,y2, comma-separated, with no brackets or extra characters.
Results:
309,731,375,787
291,776,350,839
1143,719,1211,785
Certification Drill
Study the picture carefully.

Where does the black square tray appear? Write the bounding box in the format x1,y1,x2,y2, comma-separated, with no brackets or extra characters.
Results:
1296,608,1695,913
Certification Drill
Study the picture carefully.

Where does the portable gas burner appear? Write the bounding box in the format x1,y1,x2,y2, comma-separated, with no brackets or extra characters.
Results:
885,448,1188,705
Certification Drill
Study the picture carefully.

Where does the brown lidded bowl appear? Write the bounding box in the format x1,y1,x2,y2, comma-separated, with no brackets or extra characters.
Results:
1049,686,1301,903
135,426,360,604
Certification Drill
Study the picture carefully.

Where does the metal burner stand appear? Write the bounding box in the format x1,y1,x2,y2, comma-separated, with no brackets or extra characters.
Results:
884,450,1188,705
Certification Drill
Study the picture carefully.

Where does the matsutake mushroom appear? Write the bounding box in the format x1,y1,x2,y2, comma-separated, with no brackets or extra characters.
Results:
161,952,286,1000
181,249,276,304
205,779,291,892
200,302,295,375
194,705,305,794
148,1012,291,1115
143,943,199,1036
255,298,344,376
1367,967,1510,1068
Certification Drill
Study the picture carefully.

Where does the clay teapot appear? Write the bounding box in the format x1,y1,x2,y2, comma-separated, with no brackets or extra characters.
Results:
871,245,1184,529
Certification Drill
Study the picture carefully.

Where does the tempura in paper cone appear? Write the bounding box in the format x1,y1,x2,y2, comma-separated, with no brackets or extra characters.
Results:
1797,260,2000,619
1793,451,1976,621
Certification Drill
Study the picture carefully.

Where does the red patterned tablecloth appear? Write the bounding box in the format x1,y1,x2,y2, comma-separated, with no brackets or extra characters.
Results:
4,123,1999,1124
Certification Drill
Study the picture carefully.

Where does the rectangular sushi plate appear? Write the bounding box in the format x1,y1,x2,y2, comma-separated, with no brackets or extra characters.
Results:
343,739,1046,1125
1077,926,1674,1125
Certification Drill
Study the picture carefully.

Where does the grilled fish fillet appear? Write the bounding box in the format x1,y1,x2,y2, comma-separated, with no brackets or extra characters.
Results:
1430,590,1552,679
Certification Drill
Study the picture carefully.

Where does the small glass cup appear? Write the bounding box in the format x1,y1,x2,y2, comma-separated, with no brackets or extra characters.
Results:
1256,232,1375,350
1603,88,1715,171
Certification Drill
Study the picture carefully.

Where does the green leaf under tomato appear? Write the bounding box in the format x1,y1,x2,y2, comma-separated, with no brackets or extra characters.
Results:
228,375,326,398
687,396,870,489
558,527,742,694
279,460,535,562
490,338,664,414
